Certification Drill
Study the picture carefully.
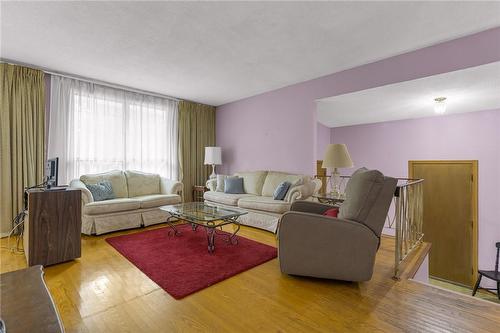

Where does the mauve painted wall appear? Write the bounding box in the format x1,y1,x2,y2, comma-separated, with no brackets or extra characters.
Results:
216,27,500,175
316,123,331,162
216,27,500,288
332,109,500,287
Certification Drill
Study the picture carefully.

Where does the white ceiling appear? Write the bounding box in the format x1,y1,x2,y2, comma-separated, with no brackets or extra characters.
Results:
1,2,500,106
316,61,500,128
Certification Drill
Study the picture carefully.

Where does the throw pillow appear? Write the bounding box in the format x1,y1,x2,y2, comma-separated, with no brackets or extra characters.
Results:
216,175,237,192
224,177,245,194
273,181,291,200
86,180,116,201
323,208,339,218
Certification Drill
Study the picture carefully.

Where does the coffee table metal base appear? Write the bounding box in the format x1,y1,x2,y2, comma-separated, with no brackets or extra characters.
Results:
165,216,241,254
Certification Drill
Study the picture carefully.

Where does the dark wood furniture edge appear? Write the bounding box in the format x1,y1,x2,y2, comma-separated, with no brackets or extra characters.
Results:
0,265,64,333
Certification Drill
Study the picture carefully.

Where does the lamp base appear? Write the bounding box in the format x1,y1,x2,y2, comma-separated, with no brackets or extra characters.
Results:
329,168,341,198
209,164,217,179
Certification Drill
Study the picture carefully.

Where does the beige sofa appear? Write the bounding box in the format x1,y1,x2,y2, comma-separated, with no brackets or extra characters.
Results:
69,170,183,235
204,171,321,233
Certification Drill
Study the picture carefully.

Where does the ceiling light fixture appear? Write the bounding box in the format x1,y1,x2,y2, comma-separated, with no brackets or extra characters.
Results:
434,97,447,114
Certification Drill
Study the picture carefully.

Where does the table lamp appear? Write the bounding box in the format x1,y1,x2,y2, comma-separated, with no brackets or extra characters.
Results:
204,146,222,179
322,144,353,197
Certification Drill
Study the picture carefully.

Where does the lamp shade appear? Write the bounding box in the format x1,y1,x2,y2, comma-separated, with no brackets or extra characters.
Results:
322,144,353,169
204,146,222,165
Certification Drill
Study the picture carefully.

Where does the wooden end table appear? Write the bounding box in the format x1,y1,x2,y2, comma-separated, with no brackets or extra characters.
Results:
192,185,208,202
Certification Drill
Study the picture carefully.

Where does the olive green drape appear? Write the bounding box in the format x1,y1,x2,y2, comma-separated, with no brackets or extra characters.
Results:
0,64,45,235
178,101,216,202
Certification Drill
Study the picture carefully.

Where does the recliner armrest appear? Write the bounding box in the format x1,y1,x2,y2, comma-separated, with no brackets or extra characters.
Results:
278,211,379,281
160,177,183,198
69,179,93,205
290,200,332,215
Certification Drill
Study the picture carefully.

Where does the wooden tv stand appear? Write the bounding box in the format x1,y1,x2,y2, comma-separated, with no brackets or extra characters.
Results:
24,188,82,266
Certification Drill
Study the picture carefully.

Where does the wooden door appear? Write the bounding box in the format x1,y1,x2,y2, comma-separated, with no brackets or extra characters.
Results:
409,160,477,287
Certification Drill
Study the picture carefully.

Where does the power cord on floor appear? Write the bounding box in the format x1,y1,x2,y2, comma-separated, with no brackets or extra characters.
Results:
2,181,50,254
1,211,27,254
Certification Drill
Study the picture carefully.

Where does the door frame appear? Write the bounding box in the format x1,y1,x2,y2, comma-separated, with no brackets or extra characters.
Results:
408,160,478,287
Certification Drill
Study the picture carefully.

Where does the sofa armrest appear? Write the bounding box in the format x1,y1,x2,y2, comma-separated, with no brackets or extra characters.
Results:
311,178,322,196
69,179,93,205
285,181,316,202
160,177,183,197
278,211,379,281
206,178,217,192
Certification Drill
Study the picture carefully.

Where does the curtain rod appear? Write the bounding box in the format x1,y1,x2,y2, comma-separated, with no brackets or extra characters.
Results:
0,58,181,102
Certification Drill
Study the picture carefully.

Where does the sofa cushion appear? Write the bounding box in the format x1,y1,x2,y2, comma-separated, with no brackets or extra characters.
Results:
235,171,268,195
125,170,160,197
132,194,181,209
84,198,141,215
81,170,128,198
203,191,254,206
262,171,305,197
338,168,384,224
237,196,291,214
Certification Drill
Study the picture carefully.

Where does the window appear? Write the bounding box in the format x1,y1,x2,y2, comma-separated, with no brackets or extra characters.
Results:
48,76,178,184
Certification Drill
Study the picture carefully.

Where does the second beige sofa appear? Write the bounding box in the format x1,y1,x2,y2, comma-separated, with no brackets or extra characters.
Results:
204,171,321,232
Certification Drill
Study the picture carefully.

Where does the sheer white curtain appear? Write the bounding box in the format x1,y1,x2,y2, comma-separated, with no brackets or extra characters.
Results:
48,76,179,184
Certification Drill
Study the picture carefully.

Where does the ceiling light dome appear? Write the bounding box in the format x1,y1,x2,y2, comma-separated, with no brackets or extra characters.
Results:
434,97,447,114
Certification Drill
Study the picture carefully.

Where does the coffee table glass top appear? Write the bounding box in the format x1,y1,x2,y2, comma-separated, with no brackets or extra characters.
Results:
160,202,247,223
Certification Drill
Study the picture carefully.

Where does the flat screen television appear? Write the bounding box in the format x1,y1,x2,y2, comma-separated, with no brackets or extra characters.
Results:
46,157,59,188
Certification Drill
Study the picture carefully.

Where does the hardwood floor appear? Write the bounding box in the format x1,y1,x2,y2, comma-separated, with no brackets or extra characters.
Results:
2,223,500,332
430,278,500,304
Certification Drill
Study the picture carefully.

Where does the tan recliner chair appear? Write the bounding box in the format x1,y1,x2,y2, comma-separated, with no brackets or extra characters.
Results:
278,168,397,282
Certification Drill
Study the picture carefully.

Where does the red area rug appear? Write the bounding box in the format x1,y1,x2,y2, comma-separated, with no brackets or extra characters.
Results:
105,224,277,299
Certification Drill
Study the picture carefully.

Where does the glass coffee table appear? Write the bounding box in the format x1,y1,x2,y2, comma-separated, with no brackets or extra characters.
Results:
160,202,248,254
